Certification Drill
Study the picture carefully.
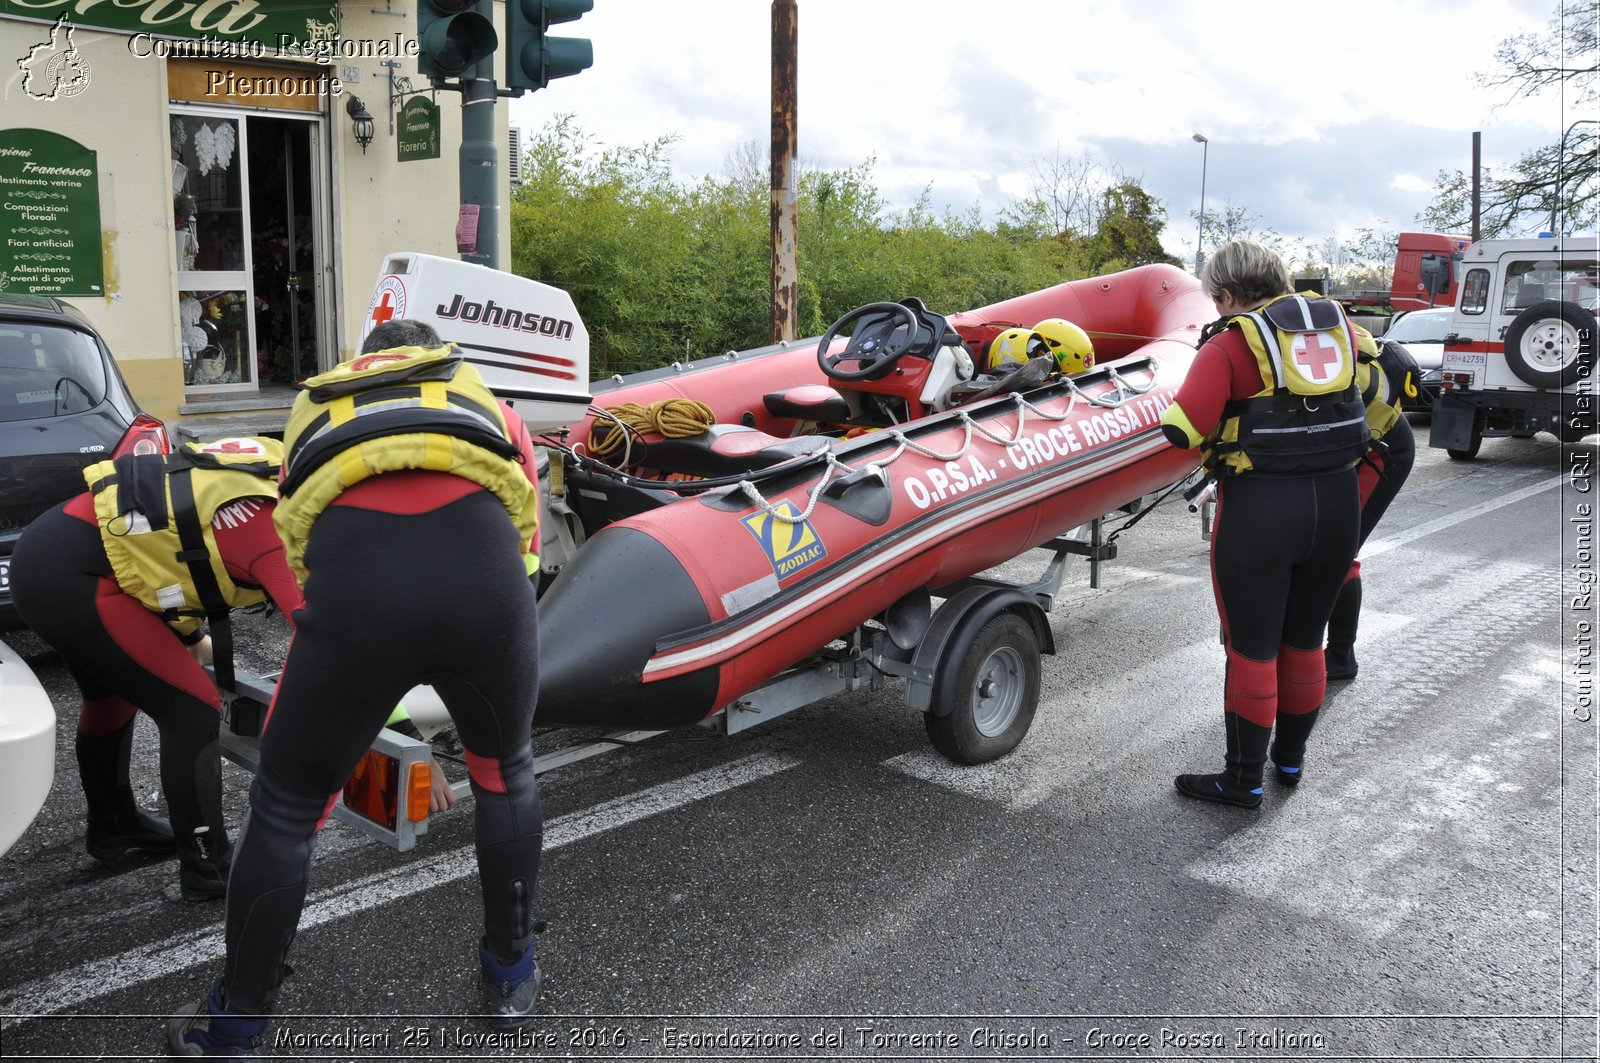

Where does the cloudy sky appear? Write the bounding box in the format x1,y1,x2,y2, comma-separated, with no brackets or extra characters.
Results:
509,0,1581,262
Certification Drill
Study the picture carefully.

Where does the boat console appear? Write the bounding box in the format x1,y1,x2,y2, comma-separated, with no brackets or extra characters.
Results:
816,298,978,421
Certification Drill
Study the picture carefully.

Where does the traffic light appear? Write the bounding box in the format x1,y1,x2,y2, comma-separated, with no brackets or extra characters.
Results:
505,0,594,93
417,0,499,80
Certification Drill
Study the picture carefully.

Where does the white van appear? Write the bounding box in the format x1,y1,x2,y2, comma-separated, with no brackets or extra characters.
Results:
1431,235,1598,459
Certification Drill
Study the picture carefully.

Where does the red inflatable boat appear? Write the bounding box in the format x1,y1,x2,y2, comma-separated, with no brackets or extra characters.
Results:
523,263,1213,762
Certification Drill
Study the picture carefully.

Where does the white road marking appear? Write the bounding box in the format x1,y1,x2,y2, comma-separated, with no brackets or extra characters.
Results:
0,752,801,1023
1360,474,1563,560
883,472,1562,811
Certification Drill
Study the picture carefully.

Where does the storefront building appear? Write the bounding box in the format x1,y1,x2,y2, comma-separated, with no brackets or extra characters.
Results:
1,2,511,436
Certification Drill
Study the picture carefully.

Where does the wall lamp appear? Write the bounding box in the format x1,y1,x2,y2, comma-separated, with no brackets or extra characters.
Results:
346,95,375,154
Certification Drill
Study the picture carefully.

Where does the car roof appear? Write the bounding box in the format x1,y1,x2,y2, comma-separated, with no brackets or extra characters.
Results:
0,292,95,331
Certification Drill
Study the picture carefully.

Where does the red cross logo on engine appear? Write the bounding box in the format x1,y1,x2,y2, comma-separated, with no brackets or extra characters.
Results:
1293,331,1342,383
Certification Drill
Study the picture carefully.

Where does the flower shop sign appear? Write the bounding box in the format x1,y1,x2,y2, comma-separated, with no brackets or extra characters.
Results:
0,128,103,297
397,96,440,163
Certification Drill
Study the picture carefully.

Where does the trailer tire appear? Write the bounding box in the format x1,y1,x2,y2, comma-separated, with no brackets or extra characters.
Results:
1503,300,1595,389
924,612,1040,765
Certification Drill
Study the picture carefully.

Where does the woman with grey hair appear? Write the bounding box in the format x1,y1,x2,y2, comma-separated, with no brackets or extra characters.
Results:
1158,240,1368,807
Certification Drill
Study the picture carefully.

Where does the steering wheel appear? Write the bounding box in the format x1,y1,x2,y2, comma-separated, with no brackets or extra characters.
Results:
817,302,920,382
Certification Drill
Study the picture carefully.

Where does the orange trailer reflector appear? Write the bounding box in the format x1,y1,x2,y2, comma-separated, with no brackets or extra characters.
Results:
406,761,432,823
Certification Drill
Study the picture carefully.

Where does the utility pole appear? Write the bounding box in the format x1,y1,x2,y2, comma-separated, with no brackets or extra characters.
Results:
771,0,798,344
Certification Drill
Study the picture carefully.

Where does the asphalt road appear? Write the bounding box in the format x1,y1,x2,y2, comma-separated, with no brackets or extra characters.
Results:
1,422,1595,1062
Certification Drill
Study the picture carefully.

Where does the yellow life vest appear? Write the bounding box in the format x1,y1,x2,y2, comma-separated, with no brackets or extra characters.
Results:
1352,323,1420,441
87,437,283,690
275,344,539,582
1208,293,1370,476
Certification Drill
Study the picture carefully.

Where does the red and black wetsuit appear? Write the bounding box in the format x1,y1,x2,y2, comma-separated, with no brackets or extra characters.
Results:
10,492,301,884
1166,324,1362,795
220,408,543,1015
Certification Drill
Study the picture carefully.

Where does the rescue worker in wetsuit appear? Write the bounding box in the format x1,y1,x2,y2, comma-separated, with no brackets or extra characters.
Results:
9,437,300,900
1159,240,1369,806
1324,326,1421,682
169,319,545,1056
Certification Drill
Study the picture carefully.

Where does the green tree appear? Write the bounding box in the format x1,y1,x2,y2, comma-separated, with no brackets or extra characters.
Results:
1420,0,1598,236
510,120,1155,377
1085,183,1184,271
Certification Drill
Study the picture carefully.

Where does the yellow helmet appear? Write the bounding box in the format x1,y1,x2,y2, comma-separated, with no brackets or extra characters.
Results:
1033,318,1095,375
986,327,1042,372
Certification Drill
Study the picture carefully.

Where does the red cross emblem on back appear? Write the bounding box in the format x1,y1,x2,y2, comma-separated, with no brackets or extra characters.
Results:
204,439,256,454
1293,331,1342,383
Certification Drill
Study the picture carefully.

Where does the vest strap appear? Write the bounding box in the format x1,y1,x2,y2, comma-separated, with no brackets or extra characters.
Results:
167,466,237,692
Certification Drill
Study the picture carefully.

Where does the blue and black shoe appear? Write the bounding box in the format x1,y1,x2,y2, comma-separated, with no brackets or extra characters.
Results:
166,979,265,1058
479,940,542,1030
1174,772,1264,808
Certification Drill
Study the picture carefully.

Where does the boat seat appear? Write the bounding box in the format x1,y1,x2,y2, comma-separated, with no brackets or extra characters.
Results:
764,384,852,423
641,423,830,478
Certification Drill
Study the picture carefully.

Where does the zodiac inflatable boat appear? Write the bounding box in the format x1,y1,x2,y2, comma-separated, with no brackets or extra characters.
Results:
362,255,1213,763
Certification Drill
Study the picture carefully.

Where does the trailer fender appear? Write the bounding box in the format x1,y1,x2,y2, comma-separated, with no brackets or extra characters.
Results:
907,586,1054,715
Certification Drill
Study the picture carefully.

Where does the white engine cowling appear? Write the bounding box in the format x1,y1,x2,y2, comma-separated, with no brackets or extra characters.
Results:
363,252,593,432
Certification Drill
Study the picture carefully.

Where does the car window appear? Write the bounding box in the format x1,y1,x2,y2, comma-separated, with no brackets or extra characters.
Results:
1386,311,1452,344
1499,257,1600,314
0,324,110,423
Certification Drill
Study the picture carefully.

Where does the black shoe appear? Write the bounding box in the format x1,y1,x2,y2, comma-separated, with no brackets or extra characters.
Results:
179,865,229,903
1174,772,1263,808
167,979,265,1058
177,834,232,903
479,942,541,1030
1325,644,1358,681
1271,764,1303,787
86,802,176,861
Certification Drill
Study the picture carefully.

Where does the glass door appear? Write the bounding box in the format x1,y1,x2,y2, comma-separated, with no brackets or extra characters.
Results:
173,109,256,392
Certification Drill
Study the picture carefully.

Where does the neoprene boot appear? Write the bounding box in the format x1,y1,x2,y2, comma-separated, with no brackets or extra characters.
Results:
1325,577,1361,681
76,720,176,861
177,828,233,903
1270,708,1321,787
1175,714,1272,808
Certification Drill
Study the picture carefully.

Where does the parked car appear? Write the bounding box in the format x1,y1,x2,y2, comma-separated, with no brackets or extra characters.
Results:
0,293,169,630
1382,306,1453,414
0,635,54,856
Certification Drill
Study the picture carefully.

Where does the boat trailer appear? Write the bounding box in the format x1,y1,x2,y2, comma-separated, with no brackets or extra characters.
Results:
214,492,1180,852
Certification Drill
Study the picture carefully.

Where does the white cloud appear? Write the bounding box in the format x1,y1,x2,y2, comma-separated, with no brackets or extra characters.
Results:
509,0,1577,257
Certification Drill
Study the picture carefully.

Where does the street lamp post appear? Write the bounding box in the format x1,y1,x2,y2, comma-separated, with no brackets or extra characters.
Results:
1192,133,1208,274
1550,118,1598,235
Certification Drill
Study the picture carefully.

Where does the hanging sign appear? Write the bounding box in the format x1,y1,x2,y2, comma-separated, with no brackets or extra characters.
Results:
397,96,441,163
0,128,104,297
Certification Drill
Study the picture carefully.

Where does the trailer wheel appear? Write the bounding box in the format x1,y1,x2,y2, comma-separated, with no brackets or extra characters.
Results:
924,612,1040,764
1503,300,1595,389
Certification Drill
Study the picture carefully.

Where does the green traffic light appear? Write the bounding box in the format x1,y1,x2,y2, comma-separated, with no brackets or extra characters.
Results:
542,0,594,26
522,36,594,88
418,2,498,79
